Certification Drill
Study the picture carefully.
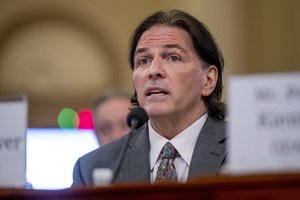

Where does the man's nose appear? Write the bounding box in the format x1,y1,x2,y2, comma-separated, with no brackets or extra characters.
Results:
148,58,166,79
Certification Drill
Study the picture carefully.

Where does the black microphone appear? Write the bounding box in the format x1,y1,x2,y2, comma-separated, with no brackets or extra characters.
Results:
112,107,148,183
127,107,149,130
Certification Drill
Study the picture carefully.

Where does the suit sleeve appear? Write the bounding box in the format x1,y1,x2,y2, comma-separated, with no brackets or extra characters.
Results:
71,158,85,187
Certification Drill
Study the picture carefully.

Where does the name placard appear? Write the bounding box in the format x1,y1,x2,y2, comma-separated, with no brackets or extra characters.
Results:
228,72,300,174
0,94,27,188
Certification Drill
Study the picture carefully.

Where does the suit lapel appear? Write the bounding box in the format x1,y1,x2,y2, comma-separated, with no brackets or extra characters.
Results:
188,115,226,180
117,126,151,183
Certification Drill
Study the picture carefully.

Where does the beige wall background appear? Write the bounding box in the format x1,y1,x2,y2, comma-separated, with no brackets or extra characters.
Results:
0,0,299,127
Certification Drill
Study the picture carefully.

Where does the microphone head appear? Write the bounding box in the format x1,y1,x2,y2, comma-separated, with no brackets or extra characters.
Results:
127,107,149,129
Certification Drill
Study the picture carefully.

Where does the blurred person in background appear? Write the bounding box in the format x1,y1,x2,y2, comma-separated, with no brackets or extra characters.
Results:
93,89,132,146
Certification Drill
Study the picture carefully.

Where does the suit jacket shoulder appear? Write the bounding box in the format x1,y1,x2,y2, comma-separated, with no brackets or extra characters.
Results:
72,126,149,186
188,115,227,180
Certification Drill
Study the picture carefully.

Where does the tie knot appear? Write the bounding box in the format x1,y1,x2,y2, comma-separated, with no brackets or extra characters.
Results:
161,142,179,159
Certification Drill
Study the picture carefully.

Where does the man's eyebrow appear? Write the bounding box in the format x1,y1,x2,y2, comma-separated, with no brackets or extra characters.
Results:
135,47,147,56
164,44,185,51
135,44,185,56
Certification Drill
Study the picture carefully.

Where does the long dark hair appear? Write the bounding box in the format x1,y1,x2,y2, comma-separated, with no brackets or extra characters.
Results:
129,10,226,120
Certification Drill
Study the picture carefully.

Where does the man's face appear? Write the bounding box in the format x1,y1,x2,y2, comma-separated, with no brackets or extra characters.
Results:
133,25,209,120
93,97,131,145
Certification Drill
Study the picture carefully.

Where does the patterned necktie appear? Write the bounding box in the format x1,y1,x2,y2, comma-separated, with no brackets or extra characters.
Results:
155,142,180,183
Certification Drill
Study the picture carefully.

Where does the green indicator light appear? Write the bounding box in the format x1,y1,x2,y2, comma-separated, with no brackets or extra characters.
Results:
57,108,79,129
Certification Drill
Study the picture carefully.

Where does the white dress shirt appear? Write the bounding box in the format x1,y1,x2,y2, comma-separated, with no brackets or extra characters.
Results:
149,113,208,183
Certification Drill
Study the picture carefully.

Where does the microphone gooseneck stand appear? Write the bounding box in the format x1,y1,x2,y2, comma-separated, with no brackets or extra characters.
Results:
112,107,148,183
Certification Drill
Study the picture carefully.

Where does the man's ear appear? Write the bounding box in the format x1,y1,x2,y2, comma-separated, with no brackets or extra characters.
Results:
201,65,218,97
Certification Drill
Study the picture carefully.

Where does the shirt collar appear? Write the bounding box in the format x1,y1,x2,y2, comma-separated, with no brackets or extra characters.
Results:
149,113,208,170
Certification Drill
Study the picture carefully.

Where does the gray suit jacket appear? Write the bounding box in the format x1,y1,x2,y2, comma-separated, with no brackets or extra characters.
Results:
72,115,226,186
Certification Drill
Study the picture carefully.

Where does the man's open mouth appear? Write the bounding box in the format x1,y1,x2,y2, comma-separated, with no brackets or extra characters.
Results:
146,88,169,96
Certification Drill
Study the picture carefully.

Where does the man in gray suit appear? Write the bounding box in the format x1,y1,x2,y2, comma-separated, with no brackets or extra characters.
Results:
72,9,226,186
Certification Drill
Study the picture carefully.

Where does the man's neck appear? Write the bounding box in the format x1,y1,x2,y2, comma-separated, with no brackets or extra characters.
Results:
149,109,207,140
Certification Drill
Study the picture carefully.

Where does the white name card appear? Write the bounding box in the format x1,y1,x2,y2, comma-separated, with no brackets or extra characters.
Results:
0,94,27,188
228,72,300,174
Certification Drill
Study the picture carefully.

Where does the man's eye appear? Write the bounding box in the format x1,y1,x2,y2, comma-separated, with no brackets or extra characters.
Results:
140,58,150,65
168,55,180,62
134,58,150,68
